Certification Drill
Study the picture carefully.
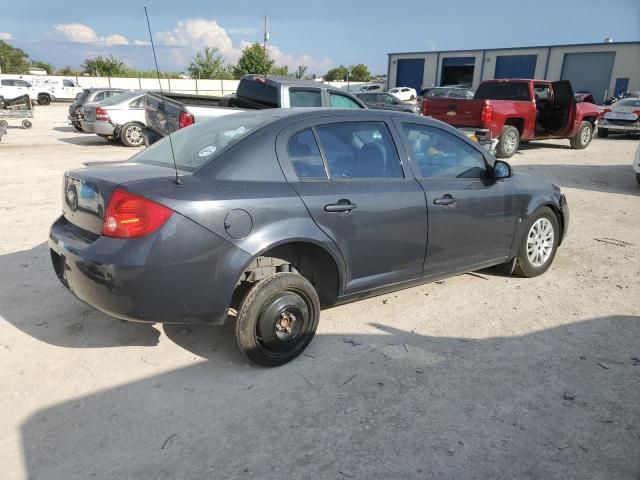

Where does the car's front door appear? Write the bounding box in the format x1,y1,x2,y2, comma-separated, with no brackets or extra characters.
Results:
277,118,428,293
396,121,518,276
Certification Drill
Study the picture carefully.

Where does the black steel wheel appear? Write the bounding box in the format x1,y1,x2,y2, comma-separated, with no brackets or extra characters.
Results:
235,272,320,367
37,94,51,106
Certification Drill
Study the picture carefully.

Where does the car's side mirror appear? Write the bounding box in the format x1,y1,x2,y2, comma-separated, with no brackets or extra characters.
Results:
492,160,511,179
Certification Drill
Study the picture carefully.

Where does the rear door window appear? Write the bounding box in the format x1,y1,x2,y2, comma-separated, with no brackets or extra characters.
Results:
401,123,487,179
474,82,530,101
329,93,362,109
289,89,322,107
314,121,404,179
287,129,326,179
236,79,279,107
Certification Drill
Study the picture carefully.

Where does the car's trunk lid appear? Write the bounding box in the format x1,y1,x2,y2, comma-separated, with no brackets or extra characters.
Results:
62,162,186,235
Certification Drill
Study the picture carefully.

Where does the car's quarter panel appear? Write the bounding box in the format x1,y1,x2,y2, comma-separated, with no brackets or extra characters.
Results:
49,211,249,325
275,115,428,293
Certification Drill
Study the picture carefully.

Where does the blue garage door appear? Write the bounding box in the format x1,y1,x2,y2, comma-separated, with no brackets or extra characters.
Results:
494,55,537,79
396,59,425,92
561,52,615,104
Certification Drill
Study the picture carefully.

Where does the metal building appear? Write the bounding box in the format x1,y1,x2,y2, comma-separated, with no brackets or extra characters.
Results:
387,41,640,103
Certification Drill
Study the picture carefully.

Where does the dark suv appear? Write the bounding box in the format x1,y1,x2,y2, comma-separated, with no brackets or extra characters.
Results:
68,88,125,131
49,109,568,366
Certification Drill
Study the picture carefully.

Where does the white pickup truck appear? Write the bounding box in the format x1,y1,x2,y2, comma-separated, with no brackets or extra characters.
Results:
0,76,83,105
144,75,367,145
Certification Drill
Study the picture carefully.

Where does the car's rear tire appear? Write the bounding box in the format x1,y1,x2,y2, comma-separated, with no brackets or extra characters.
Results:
72,121,83,132
496,125,520,158
513,207,559,278
597,127,609,138
37,94,51,106
235,272,320,367
120,122,144,147
22,120,32,129
0,120,8,130
570,121,593,149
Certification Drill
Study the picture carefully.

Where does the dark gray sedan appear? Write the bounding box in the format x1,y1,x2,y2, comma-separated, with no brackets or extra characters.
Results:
49,108,569,366
356,92,419,113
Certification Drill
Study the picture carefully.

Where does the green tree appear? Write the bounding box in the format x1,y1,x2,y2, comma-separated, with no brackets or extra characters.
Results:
295,65,308,79
0,40,30,74
56,66,80,76
30,60,55,74
82,55,125,77
349,63,371,82
270,65,290,77
325,65,349,82
187,46,233,79
233,43,274,78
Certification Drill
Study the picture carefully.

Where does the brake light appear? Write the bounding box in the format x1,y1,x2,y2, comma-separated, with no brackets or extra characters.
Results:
95,107,110,121
102,189,172,238
634,110,640,117
421,100,428,116
178,111,194,129
480,104,493,125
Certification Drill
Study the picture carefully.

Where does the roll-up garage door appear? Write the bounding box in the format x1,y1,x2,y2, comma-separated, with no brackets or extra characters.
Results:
561,52,615,104
396,59,425,92
494,55,537,79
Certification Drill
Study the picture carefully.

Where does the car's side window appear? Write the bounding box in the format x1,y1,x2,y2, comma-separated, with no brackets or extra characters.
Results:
289,89,322,107
287,129,327,180
63,79,75,87
129,97,144,108
329,93,362,109
94,91,107,101
401,123,487,179
315,121,404,179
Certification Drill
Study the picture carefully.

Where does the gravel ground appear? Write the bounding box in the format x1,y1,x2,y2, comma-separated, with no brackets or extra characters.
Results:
1,104,639,480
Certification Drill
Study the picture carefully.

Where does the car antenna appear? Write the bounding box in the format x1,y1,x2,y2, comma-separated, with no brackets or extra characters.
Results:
144,6,182,186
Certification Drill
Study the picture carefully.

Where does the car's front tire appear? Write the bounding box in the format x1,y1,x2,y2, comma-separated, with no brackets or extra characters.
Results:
570,121,593,149
513,207,560,278
37,94,51,106
235,272,320,367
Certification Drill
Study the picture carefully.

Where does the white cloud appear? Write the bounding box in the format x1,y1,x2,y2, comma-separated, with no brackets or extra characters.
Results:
53,23,130,46
228,27,259,36
132,39,151,46
156,18,241,61
0,32,13,40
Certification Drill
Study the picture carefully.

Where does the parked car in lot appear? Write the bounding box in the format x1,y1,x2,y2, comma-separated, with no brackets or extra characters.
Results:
422,79,600,158
81,91,146,147
0,76,82,105
355,92,419,113
388,86,417,101
355,84,384,93
144,75,366,144
68,88,125,131
597,97,640,138
49,108,569,366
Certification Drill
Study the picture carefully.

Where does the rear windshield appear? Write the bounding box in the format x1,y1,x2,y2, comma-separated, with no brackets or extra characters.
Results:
616,99,640,108
236,79,279,107
474,83,530,101
99,91,138,106
131,113,274,172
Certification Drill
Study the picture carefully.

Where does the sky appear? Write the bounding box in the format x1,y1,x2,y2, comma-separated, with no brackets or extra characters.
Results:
1,0,638,75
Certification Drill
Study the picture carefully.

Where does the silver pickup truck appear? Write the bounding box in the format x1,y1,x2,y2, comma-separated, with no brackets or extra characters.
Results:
143,75,367,145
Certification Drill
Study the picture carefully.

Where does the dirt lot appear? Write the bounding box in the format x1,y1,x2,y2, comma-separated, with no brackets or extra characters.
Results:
1,104,639,479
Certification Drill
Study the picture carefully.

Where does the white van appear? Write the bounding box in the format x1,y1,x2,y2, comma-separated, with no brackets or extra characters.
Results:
0,75,83,105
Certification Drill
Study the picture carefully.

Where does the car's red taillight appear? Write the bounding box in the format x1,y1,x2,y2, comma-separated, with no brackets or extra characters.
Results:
179,111,194,129
480,104,493,125
421,100,428,116
102,189,172,238
95,107,110,121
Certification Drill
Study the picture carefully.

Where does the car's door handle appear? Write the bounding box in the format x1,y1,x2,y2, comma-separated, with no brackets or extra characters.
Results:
433,195,457,206
324,199,358,213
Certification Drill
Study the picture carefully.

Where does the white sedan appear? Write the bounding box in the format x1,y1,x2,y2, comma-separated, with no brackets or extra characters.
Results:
388,87,417,101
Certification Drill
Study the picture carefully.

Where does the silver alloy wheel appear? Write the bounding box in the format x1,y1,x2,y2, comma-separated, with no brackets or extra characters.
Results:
580,124,591,144
526,218,554,267
125,125,143,145
503,131,518,154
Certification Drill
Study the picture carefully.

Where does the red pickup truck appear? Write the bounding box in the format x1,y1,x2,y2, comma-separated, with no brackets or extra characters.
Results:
421,79,600,158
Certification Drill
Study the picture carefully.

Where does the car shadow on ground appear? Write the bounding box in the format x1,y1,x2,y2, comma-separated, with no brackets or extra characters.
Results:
514,163,639,195
57,136,115,147
19,315,640,479
0,243,160,348
53,126,81,134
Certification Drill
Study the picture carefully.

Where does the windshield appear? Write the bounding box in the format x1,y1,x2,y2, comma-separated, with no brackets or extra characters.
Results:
616,98,640,108
99,91,138,106
131,113,275,172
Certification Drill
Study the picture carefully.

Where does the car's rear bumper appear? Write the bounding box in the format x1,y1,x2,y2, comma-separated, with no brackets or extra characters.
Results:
80,120,115,136
599,119,640,133
48,214,250,325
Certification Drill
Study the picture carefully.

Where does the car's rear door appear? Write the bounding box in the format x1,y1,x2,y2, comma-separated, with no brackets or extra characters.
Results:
276,115,428,293
395,119,518,275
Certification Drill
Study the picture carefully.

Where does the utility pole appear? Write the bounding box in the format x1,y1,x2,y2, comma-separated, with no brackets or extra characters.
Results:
263,16,270,54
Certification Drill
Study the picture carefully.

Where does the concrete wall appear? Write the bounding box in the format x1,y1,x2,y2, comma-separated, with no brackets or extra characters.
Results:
388,42,640,98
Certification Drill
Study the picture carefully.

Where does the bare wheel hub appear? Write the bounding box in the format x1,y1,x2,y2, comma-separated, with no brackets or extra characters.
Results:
276,311,297,335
